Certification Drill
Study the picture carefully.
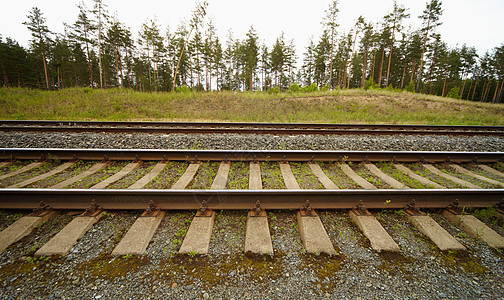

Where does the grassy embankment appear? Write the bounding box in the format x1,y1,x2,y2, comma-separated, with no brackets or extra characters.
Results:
0,87,503,125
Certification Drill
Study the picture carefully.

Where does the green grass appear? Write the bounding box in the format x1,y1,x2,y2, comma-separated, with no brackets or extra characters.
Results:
1,87,503,125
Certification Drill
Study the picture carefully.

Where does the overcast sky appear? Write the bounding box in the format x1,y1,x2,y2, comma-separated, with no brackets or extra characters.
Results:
2,0,503,60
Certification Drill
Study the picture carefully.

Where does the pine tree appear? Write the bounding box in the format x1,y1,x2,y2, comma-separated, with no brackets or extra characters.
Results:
346,16,365,88
270,33,286,91
322,0,339,89
359,21,374,88
23,7,52,90
71,2,96,87
106,17,133,88
203,19,216,91
416,0,443,92
493,44,504,102
172,1,208,90
301,37,316,87
384,1,409,87
243,26,259,91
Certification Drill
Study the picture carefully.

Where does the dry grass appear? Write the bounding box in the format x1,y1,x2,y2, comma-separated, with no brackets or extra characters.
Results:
1,87,503,125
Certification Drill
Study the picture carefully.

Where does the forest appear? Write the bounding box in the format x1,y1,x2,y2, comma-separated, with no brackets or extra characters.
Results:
1,0,503,103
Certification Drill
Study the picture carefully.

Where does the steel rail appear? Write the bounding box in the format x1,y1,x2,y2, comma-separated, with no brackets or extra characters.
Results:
1,148,503,162
0,188,502,210
1,120,503,136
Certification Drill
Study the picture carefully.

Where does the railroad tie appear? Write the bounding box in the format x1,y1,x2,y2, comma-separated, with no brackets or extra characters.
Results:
179,210,216,255
245,209,274,254
449,164,504,188
0,212,57,253
279,163,335,254
407,214,465,251
8,161,75,188
35,212,104,256
49,161,110,189
363,163,409,189
0,162,44,181
308,163,338,189
422,164,481,189
477,164,504,178
178,164,226,254
393,164,446,189
279,162,300,189
210,162,231,189
443,210,504,249
337,163,377,189
170,163,200,189
296,209,336,254
90,161,142,189
246,165,273,254
112,211,165,256
127,162,167,189
0,161,12,168
248,162,262,189
349,210,400,252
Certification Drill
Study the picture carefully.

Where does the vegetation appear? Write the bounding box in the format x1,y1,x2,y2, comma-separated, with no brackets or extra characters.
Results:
1,1,503,104
0,87,503,125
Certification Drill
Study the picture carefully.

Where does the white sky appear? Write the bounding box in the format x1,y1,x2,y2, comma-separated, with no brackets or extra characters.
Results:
1,0,503,60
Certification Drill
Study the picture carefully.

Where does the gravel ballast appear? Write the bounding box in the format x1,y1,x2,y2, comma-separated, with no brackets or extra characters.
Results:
0,131,503,299
0,210,503,299
0,132,503,152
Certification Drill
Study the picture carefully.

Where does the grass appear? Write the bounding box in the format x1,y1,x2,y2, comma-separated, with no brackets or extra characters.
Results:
260,162,286,189
226,162,249,189
1,87,503,125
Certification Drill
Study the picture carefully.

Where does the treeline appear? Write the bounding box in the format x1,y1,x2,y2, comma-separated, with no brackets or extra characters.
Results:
1,0,503,102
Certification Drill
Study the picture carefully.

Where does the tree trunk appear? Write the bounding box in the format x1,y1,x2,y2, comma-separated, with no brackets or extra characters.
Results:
377,43,385,87
416,18,431,93
428,48,437,95
85,39,94,87
480,79,488,102
492,78,500,103
400,62,406,89
371,52,376,82
347,28,359,89
385,19,396,87
460,73,467,99
467,79,473,100
329,28,334,89
189,51,194,89
361,46,369,88
471,70,480,101
442,68,448,97
250,70,253,91
118,47,124,88
114,43,120,87
497,76,504,102
40,40,50,90
97,6,103,89
173,27,194,90
342,61,348,89
410,59,416,84
228,58,232,90
147,45,152,92
483,78,491,102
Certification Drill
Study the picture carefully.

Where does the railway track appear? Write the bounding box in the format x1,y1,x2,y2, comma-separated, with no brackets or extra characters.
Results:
0,148,503,210
1,120,504,136
1,147,504,298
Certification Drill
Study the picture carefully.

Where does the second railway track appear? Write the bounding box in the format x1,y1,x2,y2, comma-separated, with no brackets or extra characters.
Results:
1,120,504,136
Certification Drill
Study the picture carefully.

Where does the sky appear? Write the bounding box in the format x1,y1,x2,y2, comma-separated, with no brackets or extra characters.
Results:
1,0,503,61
